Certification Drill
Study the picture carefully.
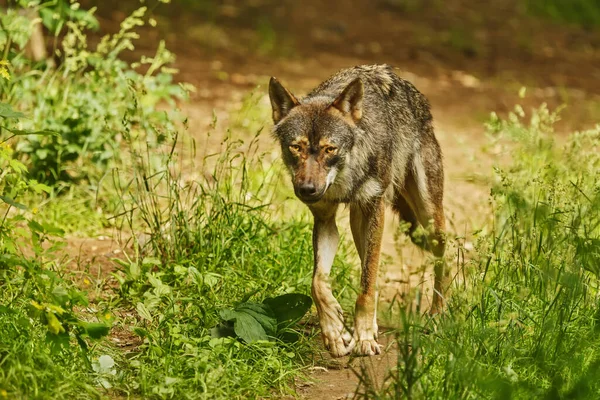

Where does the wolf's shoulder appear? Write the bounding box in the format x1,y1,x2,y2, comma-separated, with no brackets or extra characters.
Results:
306,64,420,99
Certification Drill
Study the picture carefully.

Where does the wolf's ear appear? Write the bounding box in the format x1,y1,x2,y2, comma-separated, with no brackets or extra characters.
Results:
269,77,299,124
331,78,363,123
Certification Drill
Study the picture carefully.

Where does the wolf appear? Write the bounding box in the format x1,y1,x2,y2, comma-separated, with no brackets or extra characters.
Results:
268,65,446,357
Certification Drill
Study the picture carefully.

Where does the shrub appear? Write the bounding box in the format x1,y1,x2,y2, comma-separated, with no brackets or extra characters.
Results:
1,2,189,185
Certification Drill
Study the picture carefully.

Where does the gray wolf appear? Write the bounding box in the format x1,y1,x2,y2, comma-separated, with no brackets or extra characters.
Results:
268,65,446,357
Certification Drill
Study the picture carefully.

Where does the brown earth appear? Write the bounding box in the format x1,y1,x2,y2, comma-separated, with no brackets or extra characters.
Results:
67,1,600,398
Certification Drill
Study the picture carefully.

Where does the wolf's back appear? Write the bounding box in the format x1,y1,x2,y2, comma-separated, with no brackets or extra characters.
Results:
305,64,432,131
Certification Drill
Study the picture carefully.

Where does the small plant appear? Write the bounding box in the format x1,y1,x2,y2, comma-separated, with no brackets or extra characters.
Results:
213,293,312,343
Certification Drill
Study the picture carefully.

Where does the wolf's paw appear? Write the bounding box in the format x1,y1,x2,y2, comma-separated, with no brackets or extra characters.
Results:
323,328,355,357
353,337,381,356
352,323,381,356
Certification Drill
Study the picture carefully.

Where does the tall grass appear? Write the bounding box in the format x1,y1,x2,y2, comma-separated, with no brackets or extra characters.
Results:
105,93,357,398
357,105,600,399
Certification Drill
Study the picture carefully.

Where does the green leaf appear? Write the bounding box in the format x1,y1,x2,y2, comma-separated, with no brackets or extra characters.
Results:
36,148,49,160
133,327,149,337
0,126,58,136
0,195,27,210
27,220,64,236
79,321,110,339
218,302,277,343
46,311,65,335
46,330,70,352
219,308,238,322
236,303,277,336
40,8,60,34
136,302,153,322
263,293,312,327
30,181,52,194
0,102,24,119
28,219,44,233
232,312,268,342
142,257,161,266
9,159,27,173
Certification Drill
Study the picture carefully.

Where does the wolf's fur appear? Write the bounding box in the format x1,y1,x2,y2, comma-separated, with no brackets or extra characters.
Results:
269,65,446,357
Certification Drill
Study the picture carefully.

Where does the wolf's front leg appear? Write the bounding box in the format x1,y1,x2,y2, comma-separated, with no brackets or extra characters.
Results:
350,200,385,356
311,204,355,357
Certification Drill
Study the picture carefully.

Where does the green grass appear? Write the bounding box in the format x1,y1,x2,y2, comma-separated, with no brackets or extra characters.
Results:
0,235,109,399
100,97,358,397
5,91,600,399
525,0,600,28
1,95,357,398
355,105,600,399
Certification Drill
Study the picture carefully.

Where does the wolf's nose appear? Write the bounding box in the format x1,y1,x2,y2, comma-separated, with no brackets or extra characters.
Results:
298,183,318,197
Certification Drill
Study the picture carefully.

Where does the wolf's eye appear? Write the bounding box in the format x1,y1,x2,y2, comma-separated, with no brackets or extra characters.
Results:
289,144,301,152
325,146,338,154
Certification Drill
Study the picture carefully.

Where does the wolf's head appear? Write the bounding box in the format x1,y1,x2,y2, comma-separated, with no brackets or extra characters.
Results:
268,77,363,204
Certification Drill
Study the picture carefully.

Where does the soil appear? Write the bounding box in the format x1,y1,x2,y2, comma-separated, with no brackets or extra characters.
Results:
65,1,600,398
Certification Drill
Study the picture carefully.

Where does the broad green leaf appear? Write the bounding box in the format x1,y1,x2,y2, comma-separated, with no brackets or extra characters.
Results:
129,261,141,279
219,308,238,322
9,159,27,173
29,181,52,194
28,220,45,233
236,303,277,336
29,219,66,237
46,331,70,351
35,148,49,160
263,293,312,327
133,327,149,337
41,222,65,236
232,312,268,343
218,302,277,342
142,257,161,266
39,8,60,34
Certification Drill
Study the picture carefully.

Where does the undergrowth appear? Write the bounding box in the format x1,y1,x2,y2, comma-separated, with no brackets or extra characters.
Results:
101,89,357,397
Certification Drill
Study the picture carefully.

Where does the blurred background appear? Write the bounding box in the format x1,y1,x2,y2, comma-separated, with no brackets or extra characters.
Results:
4,0,600,131
81,0,600,131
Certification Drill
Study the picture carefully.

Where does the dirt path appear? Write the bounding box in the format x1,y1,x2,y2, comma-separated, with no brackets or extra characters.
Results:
73,1,600,398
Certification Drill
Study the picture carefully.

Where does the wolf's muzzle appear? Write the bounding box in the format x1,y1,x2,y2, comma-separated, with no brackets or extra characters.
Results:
295,183,326,204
